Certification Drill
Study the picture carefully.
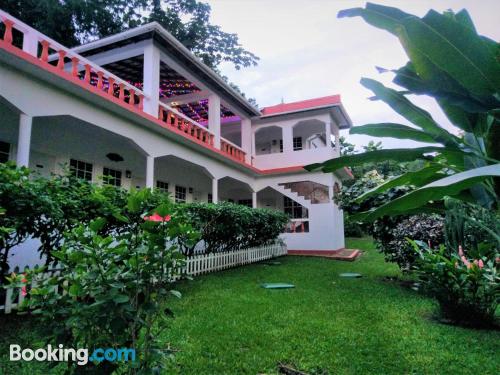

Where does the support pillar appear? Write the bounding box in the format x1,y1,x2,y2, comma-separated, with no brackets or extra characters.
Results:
16,114,32,167
241,117,252,164
282,125,293,153
208,94,221,149
325,122,333,148
146,156,154,188
143,43,161,116
252,191,257,208
212,178,219,203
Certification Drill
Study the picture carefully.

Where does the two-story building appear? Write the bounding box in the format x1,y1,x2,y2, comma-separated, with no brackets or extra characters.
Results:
0,10,352,268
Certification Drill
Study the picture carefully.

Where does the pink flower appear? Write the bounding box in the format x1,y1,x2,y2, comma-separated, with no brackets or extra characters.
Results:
144,213,172,222
458,245,464,257
21,286,27,297
478,259,484,269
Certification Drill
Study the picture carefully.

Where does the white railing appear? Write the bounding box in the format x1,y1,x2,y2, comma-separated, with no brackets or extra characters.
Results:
0,10,146,110
0,242,287,314
158,102,215,146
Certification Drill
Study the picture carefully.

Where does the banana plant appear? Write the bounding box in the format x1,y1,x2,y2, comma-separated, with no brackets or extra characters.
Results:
306,3,500,221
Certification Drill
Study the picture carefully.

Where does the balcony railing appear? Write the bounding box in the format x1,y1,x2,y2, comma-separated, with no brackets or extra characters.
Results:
0,10,250,166
158,102,215,146
220,138,246,163
0,10,146,111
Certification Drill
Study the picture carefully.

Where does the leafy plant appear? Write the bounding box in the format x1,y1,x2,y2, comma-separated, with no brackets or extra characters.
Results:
307,3,500,219
372,214,444,271
411,240,499,327
7,189,199,373
178,202,288,255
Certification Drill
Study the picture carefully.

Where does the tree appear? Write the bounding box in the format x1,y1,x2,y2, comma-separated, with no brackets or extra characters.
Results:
0,0,259,71
307,3,500,222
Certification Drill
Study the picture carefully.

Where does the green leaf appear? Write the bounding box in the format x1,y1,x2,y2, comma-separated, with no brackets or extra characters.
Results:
353,164,500,221
361,78,460,146
305,146,465,173
350,123,438,143
338,3,412,35
89,217,106,232
113,294,130,304
404,10,500,96
354,164,446,203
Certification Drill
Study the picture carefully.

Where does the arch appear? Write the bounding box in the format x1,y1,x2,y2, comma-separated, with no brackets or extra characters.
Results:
218,176,253,205
254,125,283,155
292,119,327,151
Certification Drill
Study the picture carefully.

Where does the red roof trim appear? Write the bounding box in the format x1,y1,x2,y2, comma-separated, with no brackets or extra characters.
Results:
261,95,341,116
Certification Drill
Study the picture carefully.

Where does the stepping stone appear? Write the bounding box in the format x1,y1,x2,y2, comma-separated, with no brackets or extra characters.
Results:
339,273,362,278
261,283,295,289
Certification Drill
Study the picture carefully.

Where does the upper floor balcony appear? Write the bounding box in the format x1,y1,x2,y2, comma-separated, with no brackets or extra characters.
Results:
0,9,352,174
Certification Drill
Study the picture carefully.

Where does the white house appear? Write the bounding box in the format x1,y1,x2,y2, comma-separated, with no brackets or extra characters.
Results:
0,9,353,268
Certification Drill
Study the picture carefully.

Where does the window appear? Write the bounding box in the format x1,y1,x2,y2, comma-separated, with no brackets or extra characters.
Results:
103,167,122,187
175,185,187,203
238,199,252,208
293,137,303,151
70,159,93,181
279,139,283,153
208,193,213,203
0,141,10,163
283,196,308,219
156,180,169,193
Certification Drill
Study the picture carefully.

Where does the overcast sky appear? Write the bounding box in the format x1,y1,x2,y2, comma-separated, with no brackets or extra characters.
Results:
206,0,500,149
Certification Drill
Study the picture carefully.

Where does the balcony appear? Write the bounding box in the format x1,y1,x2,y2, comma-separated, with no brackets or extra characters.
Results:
0,10,248,167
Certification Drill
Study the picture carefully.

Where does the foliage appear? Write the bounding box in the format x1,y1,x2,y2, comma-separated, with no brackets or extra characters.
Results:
2,238,500,374
1,0,259,71
372,214,444,271
306,3,500,220
411,240,499,327
0,162,58,281
6,189,198,373
178,202,288,255
444,198,500,259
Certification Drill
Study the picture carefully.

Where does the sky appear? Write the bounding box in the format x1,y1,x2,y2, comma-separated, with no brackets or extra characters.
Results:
205,0,500,150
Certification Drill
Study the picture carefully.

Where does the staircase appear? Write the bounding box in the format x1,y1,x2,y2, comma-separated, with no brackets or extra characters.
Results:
278,181,329,204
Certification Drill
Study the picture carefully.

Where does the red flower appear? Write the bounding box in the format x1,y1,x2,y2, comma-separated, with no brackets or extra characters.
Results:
144,213,172,222
21,286,27,297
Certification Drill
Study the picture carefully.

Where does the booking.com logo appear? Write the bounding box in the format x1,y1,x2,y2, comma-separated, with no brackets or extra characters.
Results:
10,344,136,366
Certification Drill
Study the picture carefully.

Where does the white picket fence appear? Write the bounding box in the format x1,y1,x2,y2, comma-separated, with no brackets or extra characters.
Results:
0,242,287,314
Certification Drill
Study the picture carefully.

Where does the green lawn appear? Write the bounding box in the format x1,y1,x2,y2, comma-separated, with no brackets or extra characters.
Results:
1,237,499,374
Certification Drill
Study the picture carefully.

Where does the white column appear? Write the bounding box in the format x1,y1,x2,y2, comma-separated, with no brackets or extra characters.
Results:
241,117,252,164
143,43,161,116
333,124,340,156
22,32,38,56
328,184,334,202
252,191,257,208
212,178,219,203
16,114,32,167
282,125,293,153
208,94,221,149
325,122,333,148
146,156,154,188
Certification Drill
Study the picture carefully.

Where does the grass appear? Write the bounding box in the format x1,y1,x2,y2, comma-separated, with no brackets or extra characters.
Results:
1,237,499,374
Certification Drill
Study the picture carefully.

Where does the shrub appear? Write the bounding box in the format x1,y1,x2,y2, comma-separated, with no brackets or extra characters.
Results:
7,189,199,373
372,214,445,271
411,241,499,327
178,202,288,255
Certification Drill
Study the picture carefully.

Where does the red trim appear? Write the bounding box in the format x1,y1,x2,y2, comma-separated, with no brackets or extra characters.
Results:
288,249,360,261
261,95,341,116
0,41,336,178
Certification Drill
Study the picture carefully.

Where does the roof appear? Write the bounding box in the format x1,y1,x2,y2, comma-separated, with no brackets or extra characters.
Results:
261,95,341,116
72,22,261,118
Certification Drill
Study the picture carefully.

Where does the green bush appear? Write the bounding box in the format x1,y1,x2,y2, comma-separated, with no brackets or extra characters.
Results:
372,214,444,271
178,202,288,255
7,189,199,373
412,240,499,327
